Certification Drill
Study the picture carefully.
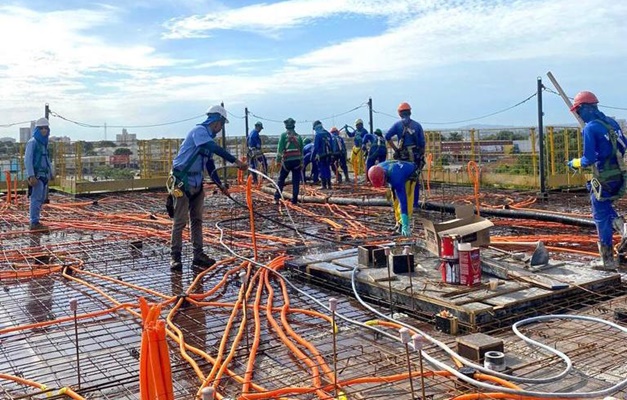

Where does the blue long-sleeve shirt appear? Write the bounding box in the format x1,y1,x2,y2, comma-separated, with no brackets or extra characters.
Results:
347,127,368,147
580,117,626,170
363,133,387,157
173,124,236,187
312,126,332,159
385,119,425,149
247,128,262,149
379,160,417,215
24,133,52,179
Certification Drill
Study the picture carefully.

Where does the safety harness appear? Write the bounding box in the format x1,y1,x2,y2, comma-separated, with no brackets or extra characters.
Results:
282,132,303,161
33,141,50,179
590,119,627,201
396,125,425,169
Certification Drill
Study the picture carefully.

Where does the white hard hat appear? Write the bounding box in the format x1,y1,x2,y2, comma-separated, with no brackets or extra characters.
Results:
206,105,229,123
35,117,49,127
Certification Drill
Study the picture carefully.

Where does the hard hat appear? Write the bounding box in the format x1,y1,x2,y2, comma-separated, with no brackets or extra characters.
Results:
330,126,339,134
206,105,229,123
570,91,599,112
304,138,312,145
35,117,49,127
368,165,386,188
374,128,383,136
254,121,263,128
397,102,411,114
312,120,322,129
355,119,363,126
284,117,296,129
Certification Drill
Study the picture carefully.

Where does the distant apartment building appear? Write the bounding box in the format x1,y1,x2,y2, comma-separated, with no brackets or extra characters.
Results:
0,137,16,143
116,128,137,145
19,127,31,143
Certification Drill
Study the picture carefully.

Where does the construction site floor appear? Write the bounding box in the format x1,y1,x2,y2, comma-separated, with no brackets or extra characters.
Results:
1,181,626,399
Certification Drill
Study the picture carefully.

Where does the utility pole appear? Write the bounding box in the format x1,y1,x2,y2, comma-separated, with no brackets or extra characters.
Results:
45,103,50,120
368,97,374,135
537,77,548,200
244,107,249,140
221,102,228,186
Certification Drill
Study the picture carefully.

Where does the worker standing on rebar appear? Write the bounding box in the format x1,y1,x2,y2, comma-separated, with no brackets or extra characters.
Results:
302,138,319,184
344,119,367,176
568,91,627,271
274,118,304,204
312,120,333,190
330,126,350,184
363,128,388,178
24,117,53,232
368,160,419,236
247,121,267,184
169,105,248,271
385,102,426,208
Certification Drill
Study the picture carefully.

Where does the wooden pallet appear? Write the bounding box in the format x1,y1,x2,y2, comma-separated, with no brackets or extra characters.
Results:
286,244,623,332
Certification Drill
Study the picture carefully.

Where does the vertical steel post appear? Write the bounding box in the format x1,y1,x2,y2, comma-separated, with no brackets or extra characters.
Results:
329,298,339,399
245,107,250,141
368,97,374,135
537,77,547,198
221,102,227,185
70,298,81,389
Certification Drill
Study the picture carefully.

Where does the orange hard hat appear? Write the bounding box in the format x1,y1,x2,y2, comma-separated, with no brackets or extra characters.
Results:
368,165,386,188
570,91,599,112
397,102,411,114
330,126,339,133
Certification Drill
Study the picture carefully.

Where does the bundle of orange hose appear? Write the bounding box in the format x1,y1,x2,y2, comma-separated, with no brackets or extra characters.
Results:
139,297,174,400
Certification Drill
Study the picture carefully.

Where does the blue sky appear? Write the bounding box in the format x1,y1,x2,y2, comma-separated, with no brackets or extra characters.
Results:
0,0,626,141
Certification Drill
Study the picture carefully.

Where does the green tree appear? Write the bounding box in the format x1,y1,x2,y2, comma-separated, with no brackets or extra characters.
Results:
447,132,463,141
96,140,117,148
114,147,132,156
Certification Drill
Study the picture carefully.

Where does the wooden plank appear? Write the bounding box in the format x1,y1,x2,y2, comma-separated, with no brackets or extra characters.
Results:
287,248,358,268
481,258,569,290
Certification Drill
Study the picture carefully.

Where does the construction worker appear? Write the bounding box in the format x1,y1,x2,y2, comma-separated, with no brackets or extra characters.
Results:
312,120,333,190
169,105,248,271
368,161,419,236
24,117,53,231
363,128,388,175
330,127,350,183
568,91,627,271
247,121,267,183
302,137,319,184
385,102,425,208
345,119,367,176
275,118,304,204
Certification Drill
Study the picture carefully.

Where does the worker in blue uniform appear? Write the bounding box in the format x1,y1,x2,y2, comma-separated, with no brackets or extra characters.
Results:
302,138,319,184
368,160,419,236
330,127,350,183
312,120,333,190
568,91,627,270
24,117,53,231
168,105,248,271
345,119,368,176
363,128,388,177
385,102,425,208
247,121,267,183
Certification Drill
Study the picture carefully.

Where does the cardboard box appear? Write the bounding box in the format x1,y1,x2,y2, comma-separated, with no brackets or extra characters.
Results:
420,205,493,257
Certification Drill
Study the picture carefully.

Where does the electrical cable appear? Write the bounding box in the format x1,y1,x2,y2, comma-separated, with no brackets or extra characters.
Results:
373,92,537,125
249,102,368,125
48,109,206,129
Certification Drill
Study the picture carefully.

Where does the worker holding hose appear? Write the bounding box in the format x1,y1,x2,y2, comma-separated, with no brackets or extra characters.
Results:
24,117,53,232
568,91,627,270
302,138,319,184
344,119,367,176
168,105,248,271
368,160,419,236
385,102,425,208
247,121,267,184
274,117,304,204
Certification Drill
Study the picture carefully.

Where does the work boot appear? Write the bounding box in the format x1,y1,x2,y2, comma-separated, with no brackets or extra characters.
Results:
613,217,627,253
337,174,342,184
327,179,332,190
192,253,216,269
170,252,182,271
320,180,327,190
29,222,49,232
591,242,617,271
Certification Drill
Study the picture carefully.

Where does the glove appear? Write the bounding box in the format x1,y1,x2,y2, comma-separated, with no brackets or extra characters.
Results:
567,158,581,169
400,214,411,237
28,176,38,186
236,160,249,171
